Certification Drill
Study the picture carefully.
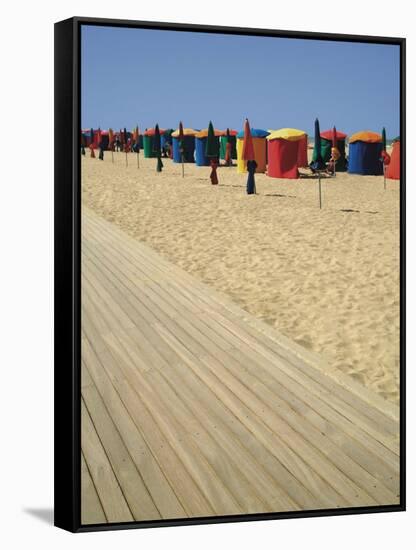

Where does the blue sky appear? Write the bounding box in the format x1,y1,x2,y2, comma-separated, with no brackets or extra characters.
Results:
81,25,400,137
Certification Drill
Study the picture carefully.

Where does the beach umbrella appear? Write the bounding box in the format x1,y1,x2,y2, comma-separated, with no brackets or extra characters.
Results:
205,121,219,185
242,118,257,194
108,128,115,162
135,126,140,168
153,124,163,172
97,128,104,160
89,128,95,158
80,131,86,156
123,127,128,166
310,118,326,209
224,128,232,166
330,125,340,176
381,127,390,190
178,121,185,177
119,128,123,152
310,118,326,171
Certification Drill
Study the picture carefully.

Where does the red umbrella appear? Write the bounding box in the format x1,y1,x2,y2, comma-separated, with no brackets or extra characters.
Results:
242,118,255,161
242,119,257,194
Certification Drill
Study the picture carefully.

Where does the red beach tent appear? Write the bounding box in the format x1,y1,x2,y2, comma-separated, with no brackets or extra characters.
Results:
266,128,307,179
386,138,400,180
297,133,309,167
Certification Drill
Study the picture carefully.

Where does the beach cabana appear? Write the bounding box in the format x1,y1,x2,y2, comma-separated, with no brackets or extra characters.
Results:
143,128,166,158
317,129,348,171
161,129,174,155
386,138,400,180
195,128,223,166
236,128,268,173
348,131,383,175
266,128,307,179
172,128,197,163
219,130,238,161
297,133,309,167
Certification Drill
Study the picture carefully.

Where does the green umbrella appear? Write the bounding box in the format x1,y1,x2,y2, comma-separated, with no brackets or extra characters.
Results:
310,118,326,208
205,121,219,185
153,124,163,172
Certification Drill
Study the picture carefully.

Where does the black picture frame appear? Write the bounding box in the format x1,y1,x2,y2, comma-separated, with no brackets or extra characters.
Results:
54,16,406,533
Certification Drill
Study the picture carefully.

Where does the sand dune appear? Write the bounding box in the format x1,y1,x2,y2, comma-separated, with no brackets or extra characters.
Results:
81,151,400,404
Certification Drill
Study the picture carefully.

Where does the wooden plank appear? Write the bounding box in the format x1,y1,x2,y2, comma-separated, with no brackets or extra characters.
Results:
81,452,107,525
81,399,134,522
82,336,190,519
82,378,161,521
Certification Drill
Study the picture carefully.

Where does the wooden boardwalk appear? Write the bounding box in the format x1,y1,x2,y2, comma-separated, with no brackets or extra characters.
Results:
81,207,400,525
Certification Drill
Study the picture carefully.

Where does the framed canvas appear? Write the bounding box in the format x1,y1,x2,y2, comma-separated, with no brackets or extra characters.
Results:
54,16,406,533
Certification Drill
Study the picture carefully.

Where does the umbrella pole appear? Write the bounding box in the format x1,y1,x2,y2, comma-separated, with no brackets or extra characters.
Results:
137,152,140,168
111,150,114,163
125,151,128,167
181,156,184,178
318,174,322,209
384,164,386,190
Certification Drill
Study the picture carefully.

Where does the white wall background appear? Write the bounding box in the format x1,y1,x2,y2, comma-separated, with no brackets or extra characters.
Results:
0,1,414,548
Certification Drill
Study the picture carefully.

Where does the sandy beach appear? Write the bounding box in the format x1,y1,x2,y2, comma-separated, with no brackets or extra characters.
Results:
81,151,400,404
